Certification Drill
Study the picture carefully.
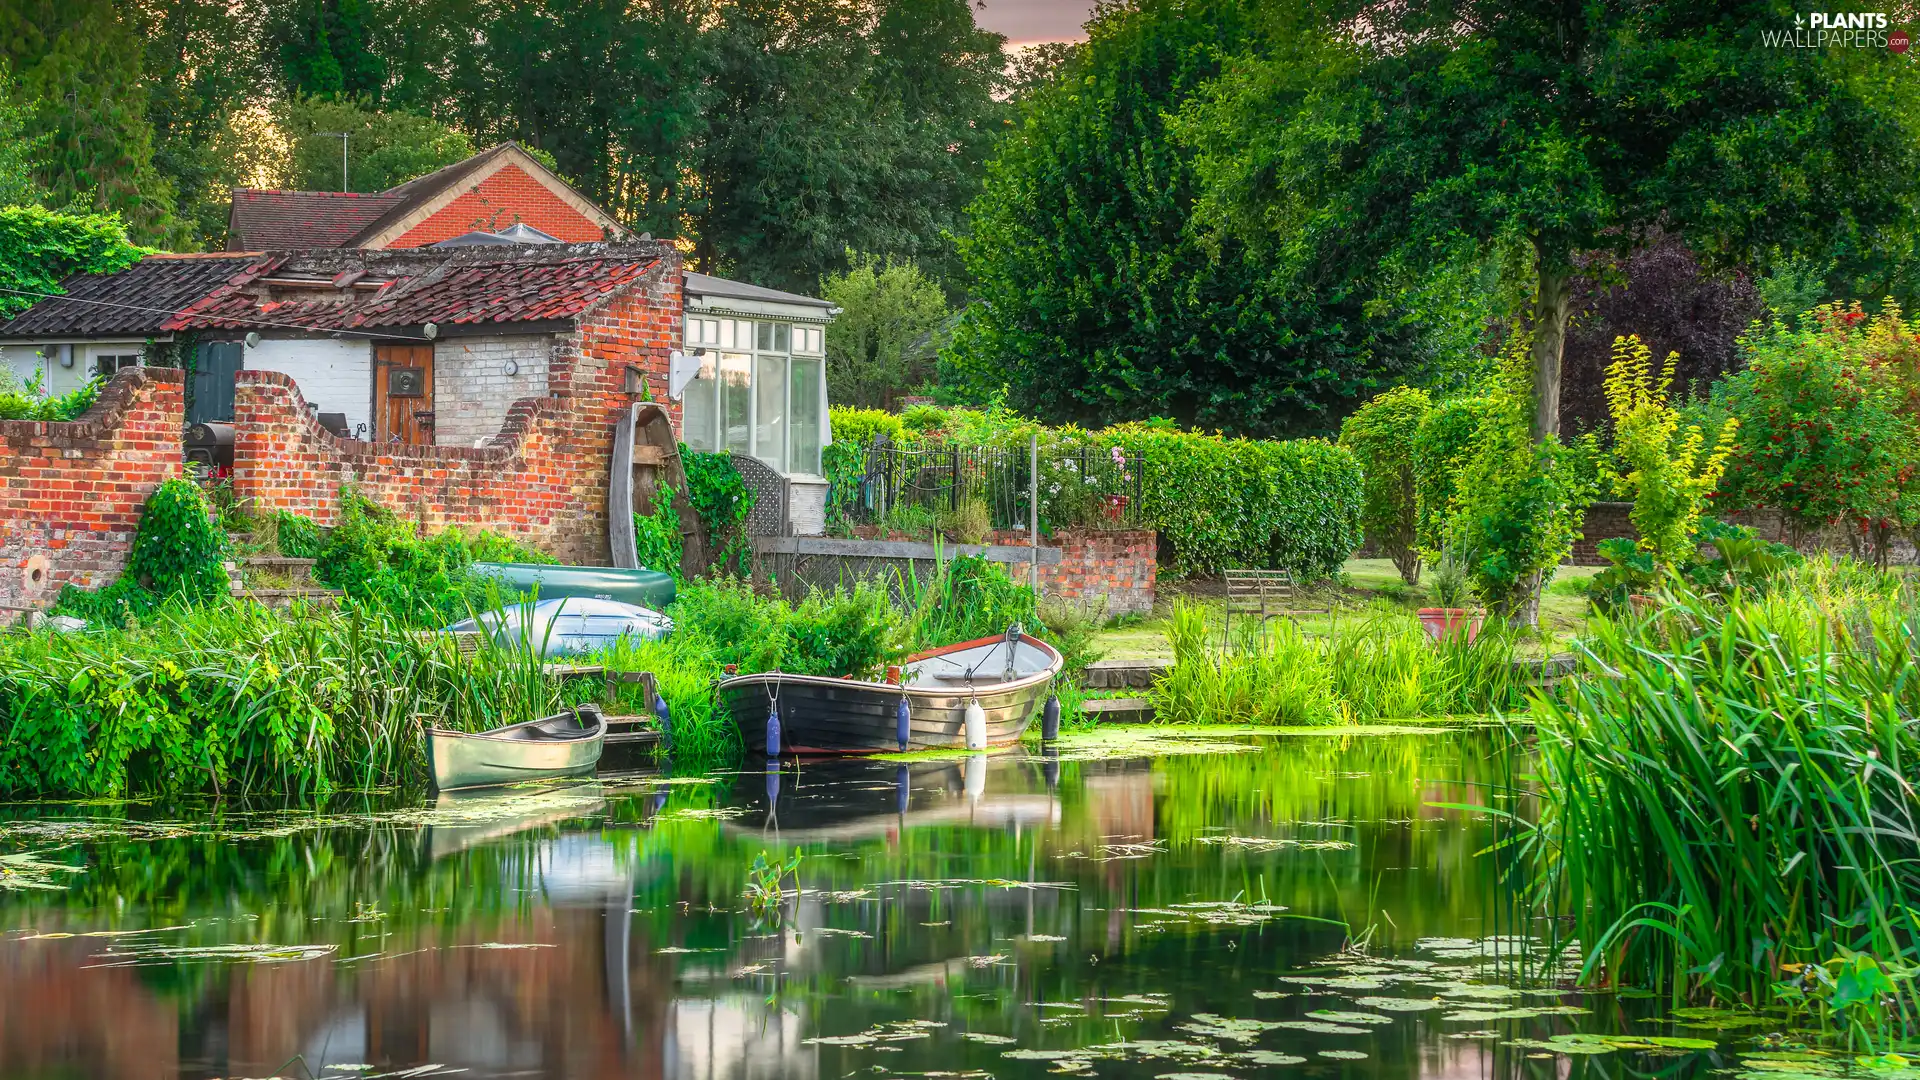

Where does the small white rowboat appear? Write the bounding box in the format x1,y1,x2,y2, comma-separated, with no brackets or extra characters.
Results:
428,705,607,790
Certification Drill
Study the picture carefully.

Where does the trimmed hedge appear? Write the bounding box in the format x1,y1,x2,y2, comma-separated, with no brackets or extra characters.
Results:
825,405,1363,579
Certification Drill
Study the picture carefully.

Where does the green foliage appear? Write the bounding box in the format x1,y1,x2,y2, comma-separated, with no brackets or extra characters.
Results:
633,483,685,581
1714,304,1920,560
51,477,230,625
274,0,385,102
1150,600,1523,725
946,0,1484,436
0,0,179,242
1602,336,1739,574
0,600,585,797
1411,398,1488,558
829,405,909,448
1589,519,1800,615
1444,349,1597,622
0,69,45,207
0,368,101,421
1178,0,1920,440
0,206,145,317
682,449,756,575
1340,387,1432,585
279,97,473,193
272,511,324,561
313,488,553,626
821,252,952,408
1530,568,1920,1011
670,577,906,679
906,554,1035,651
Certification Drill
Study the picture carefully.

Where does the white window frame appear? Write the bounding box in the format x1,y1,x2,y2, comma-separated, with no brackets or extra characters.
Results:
682,314,828,476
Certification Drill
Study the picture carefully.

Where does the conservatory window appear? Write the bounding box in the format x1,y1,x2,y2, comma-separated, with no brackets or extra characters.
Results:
681,315,830,475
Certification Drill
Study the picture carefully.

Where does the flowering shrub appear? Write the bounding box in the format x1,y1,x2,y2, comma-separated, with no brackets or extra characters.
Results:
1713,303,1920,563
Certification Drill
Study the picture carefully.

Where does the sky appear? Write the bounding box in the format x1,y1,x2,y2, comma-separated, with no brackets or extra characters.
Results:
974,0,1096,45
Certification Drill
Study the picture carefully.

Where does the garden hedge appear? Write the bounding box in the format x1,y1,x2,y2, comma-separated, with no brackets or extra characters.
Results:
827,406,1363,579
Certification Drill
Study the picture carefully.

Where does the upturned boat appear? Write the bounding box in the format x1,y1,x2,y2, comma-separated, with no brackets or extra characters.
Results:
718,629,1062,755
428,705,607,790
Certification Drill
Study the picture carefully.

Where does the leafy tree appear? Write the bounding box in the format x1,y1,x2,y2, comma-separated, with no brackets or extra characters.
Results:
273,0,385,101
1180,0,1920,443
281,98,473,193
1713,304,1920,566
131,0,268,248
1340,387,1432,585
947,0,1488,436
0,205,144,317
0,0,177,242
0,70,45,208
821,252,952,408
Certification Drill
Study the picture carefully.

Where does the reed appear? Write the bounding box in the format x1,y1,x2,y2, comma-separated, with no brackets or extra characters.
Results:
1527,569,1920,1022
1150,600,1526,725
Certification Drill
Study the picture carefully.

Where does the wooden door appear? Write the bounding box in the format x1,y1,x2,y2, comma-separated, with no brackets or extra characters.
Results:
373,344,435,445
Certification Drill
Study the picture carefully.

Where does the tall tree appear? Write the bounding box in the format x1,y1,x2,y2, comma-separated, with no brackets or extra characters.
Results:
131,0,267,248
946,0,1488,436
281,97,472,192
822,252,952,407
1181,0,1920,442
0,0,176,242
274,0,386,101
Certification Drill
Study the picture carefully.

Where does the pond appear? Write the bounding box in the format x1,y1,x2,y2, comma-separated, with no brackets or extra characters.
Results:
0,729,1768,1079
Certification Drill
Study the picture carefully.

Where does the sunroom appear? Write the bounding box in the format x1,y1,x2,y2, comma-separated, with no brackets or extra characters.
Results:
672,272,838,534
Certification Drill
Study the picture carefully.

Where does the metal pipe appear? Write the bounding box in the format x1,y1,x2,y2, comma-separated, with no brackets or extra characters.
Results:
1029,434,1039,594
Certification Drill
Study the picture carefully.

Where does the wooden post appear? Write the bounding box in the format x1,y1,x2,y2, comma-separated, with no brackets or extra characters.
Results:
1029,434,1040,595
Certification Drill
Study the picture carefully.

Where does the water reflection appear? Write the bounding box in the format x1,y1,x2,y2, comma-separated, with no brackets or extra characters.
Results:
0,730,1614,1080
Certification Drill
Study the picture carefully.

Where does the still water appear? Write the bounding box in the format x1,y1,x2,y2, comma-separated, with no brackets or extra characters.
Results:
0,729,1725,1079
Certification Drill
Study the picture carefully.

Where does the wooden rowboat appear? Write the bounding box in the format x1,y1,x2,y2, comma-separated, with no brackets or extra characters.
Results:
719,630,1062,755
428,705,607,790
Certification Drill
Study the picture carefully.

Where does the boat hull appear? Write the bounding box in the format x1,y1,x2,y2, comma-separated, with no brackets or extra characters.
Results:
469,562,677,610
428,710,606,790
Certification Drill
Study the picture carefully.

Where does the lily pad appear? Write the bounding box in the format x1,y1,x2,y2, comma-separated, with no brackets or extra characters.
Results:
1319,1050,1369,1060
961,1033,1018,1044
1353,997,1445,1012
1239,1052,1308,1065
1276,1020,1369,1035
1305,1010,1394,1025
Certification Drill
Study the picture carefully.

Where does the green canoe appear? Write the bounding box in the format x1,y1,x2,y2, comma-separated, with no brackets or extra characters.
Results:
469,563,676,609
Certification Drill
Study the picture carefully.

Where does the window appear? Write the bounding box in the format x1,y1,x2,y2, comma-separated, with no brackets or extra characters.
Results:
93,352,140,378
681,315,830,475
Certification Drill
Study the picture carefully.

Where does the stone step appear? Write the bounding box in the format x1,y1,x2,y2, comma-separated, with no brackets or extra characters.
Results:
1081,696,1155,723
1082,659,1169,690
233,587,343,610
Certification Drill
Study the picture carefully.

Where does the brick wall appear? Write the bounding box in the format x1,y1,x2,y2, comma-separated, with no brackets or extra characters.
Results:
1572,501,1917,565
432,335,551,447
245,338,372,437
389,164,609,247
994,528,1157,616
0,368,183,616
230,268,682,564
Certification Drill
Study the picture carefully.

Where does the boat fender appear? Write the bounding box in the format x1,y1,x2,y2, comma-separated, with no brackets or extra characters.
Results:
653,694,673,753
895,696,911,752
1041,695,1061,742
964,699,987,751
765,700,782,758
765,760,781,805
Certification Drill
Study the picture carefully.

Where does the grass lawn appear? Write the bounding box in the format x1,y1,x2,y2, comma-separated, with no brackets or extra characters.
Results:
1089,557,1602,663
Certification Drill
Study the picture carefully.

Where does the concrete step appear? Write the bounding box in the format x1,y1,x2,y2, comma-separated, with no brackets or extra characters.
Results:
1082,659,1170,690
1081,696,1155,723
234,587,343,610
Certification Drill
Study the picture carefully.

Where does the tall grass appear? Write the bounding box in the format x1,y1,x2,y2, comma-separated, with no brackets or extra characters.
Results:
1150,600,1525,724
0,599,580,797
1528,566,1920,1019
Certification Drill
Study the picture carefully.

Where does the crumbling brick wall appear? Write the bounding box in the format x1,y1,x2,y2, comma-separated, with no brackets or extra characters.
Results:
0,368,183,617
229,270,681,564
993,529,1157,617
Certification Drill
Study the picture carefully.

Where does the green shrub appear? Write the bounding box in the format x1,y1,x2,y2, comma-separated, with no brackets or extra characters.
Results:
1412,396,1490,558
633,483,684,580
907,553,1037,650
670,577,787,672
1602,336,1738,574
273,511,324,559
51,477,230,625
313,488,552,626
0,369,102,421
669,577,907,678
829,405,909,448
1340,386,1432,585
683,449,756,574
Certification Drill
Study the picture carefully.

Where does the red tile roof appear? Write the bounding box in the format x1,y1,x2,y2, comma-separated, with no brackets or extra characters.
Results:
226,190,407,250
167,245,665,333
0,254,274,339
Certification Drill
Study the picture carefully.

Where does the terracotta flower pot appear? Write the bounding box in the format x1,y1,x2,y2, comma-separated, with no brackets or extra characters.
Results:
1418,607,1482,643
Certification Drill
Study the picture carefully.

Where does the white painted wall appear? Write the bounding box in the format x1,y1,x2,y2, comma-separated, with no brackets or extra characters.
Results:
1,343,132,397
245,338,372,438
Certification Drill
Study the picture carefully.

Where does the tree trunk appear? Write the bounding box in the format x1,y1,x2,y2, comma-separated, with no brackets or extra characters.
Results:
1530,251,1574,444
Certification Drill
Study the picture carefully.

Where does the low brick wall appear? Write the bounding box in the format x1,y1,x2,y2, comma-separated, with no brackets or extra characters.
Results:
995,529,1156,617
0,368,184,616
1573,501,1918,565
